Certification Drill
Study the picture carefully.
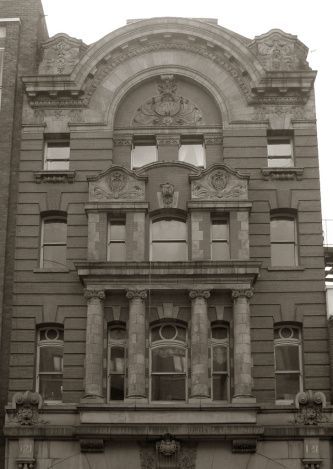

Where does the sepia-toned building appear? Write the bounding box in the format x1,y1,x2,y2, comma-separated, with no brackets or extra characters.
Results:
1,3,332,469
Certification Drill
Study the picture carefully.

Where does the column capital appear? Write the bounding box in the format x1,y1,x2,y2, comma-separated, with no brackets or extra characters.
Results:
232,288,253,300
126,289,147,300
84,289,106,301
189,289,211,300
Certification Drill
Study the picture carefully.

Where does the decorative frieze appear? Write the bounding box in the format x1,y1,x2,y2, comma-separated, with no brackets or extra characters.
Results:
232,439,257,453
80,439,104,453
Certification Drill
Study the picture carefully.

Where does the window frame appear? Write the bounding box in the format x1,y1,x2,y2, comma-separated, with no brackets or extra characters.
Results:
44,136,70,171
274,325,303,404
267,134,294,168
270,214,298,267
107,216,126,262
150,218,188,262
107,324,127,402
210,216,230,261
149,322,188,402
36,326,64,403
0,48,4,108
40,216,67,270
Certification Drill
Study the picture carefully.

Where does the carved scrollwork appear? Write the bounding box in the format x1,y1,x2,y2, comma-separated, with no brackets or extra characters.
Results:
89,169,145,202
191,169,247,201
295,390,327,425
189,290,211,300
12,391,43,426
232,289,254,300
126,290,147,300
84,289,106,301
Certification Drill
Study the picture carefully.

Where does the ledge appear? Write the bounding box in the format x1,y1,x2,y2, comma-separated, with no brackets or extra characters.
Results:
75,260,261,290
33,268,70,273
261,167,304,181
34,170,76,184
267,266,305,271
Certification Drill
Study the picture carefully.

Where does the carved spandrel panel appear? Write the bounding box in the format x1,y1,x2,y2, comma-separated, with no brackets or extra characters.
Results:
191,168,248,201
89,169,145,202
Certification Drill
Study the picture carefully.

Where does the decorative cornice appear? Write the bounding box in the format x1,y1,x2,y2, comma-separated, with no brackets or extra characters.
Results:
84,289,106,301
126,289,148,300
189,289,211,300
156,134,180,146
232,289,254,300
261,167,304,180
34,171,76,184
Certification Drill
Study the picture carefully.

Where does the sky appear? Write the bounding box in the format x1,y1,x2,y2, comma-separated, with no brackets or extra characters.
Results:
41,0,332,228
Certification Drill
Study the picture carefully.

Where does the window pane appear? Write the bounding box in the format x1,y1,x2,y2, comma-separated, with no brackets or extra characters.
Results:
152,347,186,373
39,374,63,401
110,347,125,373
109,328,126,341
110,374,125,400
43,245,66,269
151,242,187,261
46,143,70,160
151,375,186,401
271,243,296,266
212,221,228,240
212,374,228,400
132,145,157,168
212,345,228,372
268,142,292,157
275,345,299,371
108,243,126,261
110,223,125,240
212,327,228,340
271,219,295,242
276,373,299,400
152,220,187,240
45,160,70,171
179,144,205,166
267,157,293,168
211,242,230,261
44,221,67,243
40,346,63,372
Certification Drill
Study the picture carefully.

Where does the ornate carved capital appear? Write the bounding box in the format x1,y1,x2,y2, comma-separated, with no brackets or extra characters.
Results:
156,135,180,146
232,289,254,300
189,289,211,300
295,390,326,425
12,391,43,426
84,289,106,301
126,289,147,300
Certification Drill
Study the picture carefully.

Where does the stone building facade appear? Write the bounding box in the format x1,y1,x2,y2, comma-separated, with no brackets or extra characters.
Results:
2,10,331,469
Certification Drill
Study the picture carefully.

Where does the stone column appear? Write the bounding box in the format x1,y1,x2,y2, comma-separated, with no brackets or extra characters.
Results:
126,289,147,400
189,289,210,400
232,289,255,403
83,289,105,402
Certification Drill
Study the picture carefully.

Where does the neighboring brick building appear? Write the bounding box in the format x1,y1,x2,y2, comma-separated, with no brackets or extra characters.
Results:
0,1,47,466
2,12,332,469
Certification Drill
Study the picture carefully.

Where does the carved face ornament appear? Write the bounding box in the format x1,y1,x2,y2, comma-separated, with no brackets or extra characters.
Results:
210,170,229,193
107,171,126,198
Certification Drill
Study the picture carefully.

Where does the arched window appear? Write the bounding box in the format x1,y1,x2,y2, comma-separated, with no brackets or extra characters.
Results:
274,325,302,402
150,322,187,401
36,326,64,402
151,219,188,261
40,215,67,269
270,214,298,266
210,323,230,400
107,324,127,401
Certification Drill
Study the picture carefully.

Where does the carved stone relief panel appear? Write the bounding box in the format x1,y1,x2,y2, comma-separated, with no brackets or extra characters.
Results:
39,34,87,75
191,166,248,201
140,436,197,469
249,29,310,71
88,168,146,202
132,75,204,127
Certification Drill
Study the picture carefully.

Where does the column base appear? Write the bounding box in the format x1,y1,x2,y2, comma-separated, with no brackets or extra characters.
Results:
232,395,256,404
80,394,104,404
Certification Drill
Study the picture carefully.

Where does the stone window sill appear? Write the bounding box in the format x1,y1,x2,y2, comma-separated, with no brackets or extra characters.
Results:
34,170,76,183
33,267,70,273
261,167,303,180
267,266,305,271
